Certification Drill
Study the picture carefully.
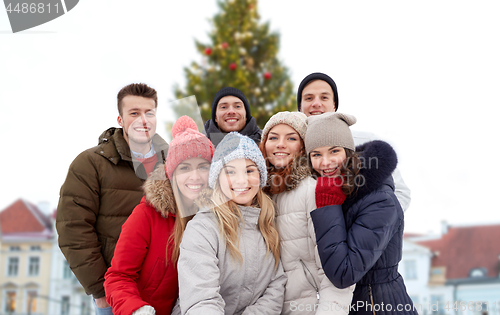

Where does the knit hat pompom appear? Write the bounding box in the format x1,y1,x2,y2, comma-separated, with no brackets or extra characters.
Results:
172,115,199,139
305,112,356,154
261,111,307,142
209,132,267,189
166,116,214,180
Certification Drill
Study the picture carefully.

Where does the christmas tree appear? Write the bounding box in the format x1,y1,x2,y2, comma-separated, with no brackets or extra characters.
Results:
173,0,295,129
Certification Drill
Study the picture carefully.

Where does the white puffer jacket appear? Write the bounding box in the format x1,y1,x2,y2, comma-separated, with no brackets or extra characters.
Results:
272,164,354,315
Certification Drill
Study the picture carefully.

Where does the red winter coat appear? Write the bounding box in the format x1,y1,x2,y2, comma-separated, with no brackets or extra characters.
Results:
104,165,178,315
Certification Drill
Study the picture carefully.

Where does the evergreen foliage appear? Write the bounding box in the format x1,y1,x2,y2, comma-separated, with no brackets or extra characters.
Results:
174,0,295,129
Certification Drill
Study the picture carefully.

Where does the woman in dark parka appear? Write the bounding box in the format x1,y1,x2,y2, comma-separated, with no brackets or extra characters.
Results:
305,112,417,315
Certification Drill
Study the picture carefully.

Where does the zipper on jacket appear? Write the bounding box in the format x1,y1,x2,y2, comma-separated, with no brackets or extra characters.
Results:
368,284,376,315
299,259,320,301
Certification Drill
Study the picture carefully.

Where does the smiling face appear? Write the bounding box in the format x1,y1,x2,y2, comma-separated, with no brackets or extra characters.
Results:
264,124,303,168
300,80,336,117
219,159,260,206
117,95,157,153
310,146,347,177
174,157,210,208
215,96,247,132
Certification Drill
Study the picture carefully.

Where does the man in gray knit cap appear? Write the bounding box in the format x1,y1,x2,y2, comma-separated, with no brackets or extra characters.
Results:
297,72,411,211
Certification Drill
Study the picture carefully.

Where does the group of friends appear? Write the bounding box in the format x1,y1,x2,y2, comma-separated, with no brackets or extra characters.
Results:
57,72,415,315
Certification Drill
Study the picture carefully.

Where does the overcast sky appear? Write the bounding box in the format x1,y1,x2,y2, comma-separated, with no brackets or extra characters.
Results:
1,0,499,234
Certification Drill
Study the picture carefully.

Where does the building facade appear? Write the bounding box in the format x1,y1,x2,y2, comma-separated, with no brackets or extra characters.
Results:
402,222,500,315
0,199,92,315
47,211,93,315
0,199,53,315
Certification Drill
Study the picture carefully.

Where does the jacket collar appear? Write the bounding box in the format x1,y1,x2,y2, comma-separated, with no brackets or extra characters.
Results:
96,128,169,164
203,117,262,147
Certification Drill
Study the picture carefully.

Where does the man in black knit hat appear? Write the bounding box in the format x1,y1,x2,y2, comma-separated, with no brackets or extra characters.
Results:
297,72,412,212
297,72,339,116
203,86,262,147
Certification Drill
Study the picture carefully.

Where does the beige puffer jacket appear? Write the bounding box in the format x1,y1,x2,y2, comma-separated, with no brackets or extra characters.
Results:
272,161,355,315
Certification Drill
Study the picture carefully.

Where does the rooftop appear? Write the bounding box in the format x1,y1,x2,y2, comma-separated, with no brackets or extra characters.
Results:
415,223,500,279
0,199,52,236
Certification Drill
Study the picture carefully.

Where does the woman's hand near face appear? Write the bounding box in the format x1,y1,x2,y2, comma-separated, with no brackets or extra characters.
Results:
315,176,346,208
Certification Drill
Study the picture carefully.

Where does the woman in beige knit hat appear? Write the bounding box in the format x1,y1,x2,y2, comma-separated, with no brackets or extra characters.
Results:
259,111,354,315
305,112,417,315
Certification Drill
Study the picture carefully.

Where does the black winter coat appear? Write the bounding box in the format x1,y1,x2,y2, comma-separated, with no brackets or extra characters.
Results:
203,116,262,147
311,140,417,315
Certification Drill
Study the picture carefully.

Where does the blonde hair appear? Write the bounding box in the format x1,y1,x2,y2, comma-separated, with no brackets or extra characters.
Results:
210,180,280,268
168,176,195,264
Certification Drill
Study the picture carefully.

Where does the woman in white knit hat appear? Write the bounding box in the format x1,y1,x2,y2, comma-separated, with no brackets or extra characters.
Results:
177,132,287,315
259,111,354,315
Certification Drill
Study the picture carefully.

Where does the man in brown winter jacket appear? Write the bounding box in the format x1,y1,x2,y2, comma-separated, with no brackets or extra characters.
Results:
56,83,169,315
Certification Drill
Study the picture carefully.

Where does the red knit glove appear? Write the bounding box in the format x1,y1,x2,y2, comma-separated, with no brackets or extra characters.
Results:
315,177,347,208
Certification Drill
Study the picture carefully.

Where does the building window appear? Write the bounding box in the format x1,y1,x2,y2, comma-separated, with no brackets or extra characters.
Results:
404,260,417,280
5,291,16,313
26,290,37,314
30,245,41,251
409,296,422,313
9,246,20,251
80,300,89,315
472,302,488,315
429,266,446,284
410,295,420,305
63,261,73,279
469,268,487,278
430,295,445,315
61,296,70,315
28,257,40,276
7,257,19,276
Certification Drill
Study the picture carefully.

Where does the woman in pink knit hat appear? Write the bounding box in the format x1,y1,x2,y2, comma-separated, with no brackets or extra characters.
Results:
104,116,214,315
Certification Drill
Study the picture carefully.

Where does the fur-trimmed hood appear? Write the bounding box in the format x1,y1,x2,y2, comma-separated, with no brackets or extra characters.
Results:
344,140,398,209
142,164,177,217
